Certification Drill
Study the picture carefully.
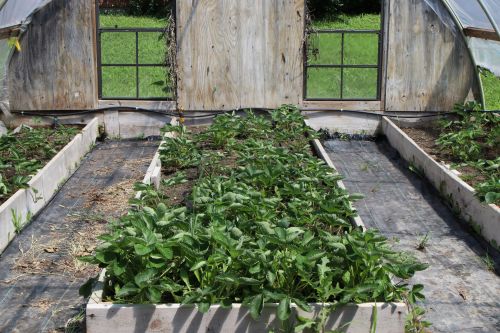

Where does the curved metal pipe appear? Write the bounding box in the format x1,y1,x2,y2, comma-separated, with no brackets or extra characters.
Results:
476,0,500,40
440,0,486,107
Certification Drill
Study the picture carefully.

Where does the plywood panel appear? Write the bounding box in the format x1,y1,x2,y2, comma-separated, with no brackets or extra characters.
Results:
385,0,480,111
177,0,304,111
8,0,97,110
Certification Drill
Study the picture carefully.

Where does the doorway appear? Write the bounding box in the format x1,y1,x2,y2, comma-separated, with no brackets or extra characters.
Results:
95,0,175,100
304,1,384,101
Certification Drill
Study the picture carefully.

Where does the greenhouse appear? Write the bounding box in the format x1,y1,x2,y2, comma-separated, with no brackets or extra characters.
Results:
0,0,498,332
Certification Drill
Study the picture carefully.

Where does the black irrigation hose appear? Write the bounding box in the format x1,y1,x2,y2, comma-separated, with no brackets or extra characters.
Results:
9,106,500,120
301,108,500,118
301,109,458,118
10,107,226,119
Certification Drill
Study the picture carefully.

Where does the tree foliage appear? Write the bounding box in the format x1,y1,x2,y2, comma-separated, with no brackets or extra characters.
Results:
127,0,172,17
307,0,381,19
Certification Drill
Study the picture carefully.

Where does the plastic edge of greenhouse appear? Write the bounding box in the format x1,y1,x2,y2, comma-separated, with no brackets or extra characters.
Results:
86,128,407,333
0,117,99,254
381,117,500,249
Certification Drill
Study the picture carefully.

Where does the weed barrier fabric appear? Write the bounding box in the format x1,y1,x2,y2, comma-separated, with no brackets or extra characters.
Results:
323,139,500,333
0,140,159,332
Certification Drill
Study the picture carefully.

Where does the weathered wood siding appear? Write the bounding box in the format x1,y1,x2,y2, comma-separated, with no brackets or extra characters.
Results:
176,0,305,111
8,0,97,110
385,0,480,111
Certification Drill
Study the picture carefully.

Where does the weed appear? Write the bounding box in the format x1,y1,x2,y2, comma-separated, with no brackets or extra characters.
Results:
29,188,43,204
404,285,432,333
416,232,430,251
482,253,495,272
338,133,351,141
11,209,23,234
408,163,424,179
65,308,85,333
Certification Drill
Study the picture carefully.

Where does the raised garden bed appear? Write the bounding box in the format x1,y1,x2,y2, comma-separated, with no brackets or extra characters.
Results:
84,109,426,332
381,116,500,249
87,268,406,333
0,118,99,253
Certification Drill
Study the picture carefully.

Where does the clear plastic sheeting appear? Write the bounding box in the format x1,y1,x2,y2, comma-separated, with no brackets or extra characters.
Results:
469,37,500,76
0,39,12,115
423,0,459,35
0,0,51,31
439,0,500,78
446,0,498,30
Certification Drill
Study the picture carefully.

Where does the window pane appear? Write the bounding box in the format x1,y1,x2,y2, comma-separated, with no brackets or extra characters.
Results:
307,33,342,65
139,67,173,99
100,32,135,64
306,68,341,99
344,33,379,65
138,32,166,65
343,68,378,99
101,67,136,98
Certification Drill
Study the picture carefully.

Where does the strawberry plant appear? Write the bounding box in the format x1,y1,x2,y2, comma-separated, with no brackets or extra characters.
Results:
436,102,500,205
82,107,427,331
0,125,79,205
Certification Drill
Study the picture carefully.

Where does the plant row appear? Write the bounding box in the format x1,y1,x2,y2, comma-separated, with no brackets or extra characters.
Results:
81,107,426,331
0,124,80,205
435,102,499,205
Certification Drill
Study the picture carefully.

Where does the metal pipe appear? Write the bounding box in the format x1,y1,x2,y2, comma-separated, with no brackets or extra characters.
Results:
476,0,500,41
440,0,486,107
340,32,345,99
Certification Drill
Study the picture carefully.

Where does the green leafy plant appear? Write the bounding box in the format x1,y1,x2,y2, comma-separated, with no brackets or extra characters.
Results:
471,158,500,204
482,253,495,272
11,209,23,234
0,174,9,196
82,107,427,331
159,125,200,169
416,232,430,251
435,102,499,205
404,284,431,333
0,125,79,205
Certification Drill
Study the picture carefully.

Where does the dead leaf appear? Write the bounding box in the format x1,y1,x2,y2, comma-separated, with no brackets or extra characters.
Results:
457,288,468,301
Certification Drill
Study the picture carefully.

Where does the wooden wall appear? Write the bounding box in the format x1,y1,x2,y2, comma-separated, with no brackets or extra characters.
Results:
176,0,305,111
5,0,481,113
8,0,98,110
385,0,480,111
